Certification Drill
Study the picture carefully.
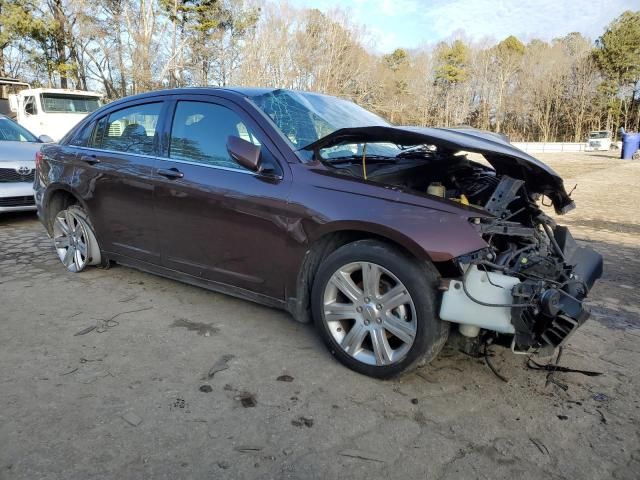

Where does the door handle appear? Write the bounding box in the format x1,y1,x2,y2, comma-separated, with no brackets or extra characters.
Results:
79,154,100,164
157,167,184,179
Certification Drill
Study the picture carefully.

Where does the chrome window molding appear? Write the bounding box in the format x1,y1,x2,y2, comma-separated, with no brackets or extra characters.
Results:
73,146,269,177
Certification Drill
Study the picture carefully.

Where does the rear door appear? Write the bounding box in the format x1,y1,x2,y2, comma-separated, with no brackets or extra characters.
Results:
153,95,292,299
71,100,167,264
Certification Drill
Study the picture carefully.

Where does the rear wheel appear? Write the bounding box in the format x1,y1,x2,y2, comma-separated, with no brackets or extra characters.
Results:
52,205,103,272
311,239,448,378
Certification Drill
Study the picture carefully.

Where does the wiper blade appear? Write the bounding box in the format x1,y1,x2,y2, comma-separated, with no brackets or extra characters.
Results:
396,146,433,158
325,154,397,163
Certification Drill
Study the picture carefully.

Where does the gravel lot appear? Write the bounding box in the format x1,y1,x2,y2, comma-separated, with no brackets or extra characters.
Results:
1,152,639,480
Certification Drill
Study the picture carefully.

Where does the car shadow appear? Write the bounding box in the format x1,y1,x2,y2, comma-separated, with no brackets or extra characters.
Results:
0,210,39,227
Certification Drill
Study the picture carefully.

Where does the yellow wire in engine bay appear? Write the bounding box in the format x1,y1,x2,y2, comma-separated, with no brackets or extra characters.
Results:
361,143,367,180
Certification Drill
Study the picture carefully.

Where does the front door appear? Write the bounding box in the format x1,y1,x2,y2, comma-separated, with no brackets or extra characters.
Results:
19,95,40,136
153,97,292,299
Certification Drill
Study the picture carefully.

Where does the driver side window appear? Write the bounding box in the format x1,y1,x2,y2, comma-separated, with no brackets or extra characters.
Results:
169,101,266,171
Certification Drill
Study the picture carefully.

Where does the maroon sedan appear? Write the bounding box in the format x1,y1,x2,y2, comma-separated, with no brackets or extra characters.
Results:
34,88,602,377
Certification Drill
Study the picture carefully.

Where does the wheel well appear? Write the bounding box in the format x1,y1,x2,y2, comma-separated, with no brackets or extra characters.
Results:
288,230,450,323
45,190,79,234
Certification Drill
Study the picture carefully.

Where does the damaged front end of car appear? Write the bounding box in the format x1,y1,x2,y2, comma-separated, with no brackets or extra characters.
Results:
440,175,603,354
305,125,604,355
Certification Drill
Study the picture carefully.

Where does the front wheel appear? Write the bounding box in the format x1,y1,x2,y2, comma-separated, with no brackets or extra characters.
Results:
52,205,103,273
311,240,448,378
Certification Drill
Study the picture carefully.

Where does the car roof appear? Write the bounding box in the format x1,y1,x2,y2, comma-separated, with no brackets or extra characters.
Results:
102,86,340,110
220,87,277,97
217,86,340,100
109,87,273,102
98,87,268,111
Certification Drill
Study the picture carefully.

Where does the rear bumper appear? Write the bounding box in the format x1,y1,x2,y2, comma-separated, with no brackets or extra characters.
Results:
0,182,36,212
585,143,610,151
0,204,36,213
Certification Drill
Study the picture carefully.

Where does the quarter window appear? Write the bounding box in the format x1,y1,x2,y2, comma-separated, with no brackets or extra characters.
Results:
90,103,161,155
169,101,261,170
70,120,96,146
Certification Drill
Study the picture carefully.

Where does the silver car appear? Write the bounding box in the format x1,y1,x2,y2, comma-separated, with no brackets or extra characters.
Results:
0,115,51,213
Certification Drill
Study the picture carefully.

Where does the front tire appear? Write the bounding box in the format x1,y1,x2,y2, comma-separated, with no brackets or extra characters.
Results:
311,240,448,378
52,205,103,272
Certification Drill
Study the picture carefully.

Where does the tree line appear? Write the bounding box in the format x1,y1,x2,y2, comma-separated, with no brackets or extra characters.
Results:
1,0,638,142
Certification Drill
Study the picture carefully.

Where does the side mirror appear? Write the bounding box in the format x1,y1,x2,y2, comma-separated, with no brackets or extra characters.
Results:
227,135,261,172
38,134,54,143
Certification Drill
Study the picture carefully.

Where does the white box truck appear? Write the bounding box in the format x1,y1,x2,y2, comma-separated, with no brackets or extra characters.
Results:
585,130,613,151
9,88,103,141
1,79,103,142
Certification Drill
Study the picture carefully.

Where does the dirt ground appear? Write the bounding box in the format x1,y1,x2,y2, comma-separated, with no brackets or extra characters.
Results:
1,151,639,480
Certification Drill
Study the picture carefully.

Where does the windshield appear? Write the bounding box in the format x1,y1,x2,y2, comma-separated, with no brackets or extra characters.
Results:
318,141,406,161
41,94,102,113
250,89,391,150
0,117,38,142
589,131,610,139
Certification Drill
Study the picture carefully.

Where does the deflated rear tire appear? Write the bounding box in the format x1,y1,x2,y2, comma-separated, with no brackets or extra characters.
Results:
311,239,449,378
52,205,104,273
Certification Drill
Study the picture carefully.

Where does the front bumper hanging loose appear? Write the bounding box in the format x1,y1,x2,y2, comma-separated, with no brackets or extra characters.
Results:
439,226,603,351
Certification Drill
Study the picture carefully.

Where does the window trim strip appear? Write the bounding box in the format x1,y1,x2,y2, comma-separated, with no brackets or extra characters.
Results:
73,146,262,176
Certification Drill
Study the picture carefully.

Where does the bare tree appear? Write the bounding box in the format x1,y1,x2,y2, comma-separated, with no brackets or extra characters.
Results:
7,1,637,141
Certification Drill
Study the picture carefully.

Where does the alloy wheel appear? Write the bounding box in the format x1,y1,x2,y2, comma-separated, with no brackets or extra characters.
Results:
322,261,417,366
52,209,91,273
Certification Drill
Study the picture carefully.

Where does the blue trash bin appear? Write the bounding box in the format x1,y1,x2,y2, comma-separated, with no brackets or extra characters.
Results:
621,132,640,160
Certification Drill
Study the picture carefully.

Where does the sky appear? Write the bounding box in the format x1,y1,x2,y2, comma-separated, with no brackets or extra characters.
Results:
286,0,638,53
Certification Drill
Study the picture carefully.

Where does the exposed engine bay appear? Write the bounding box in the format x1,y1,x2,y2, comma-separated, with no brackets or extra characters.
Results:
322,146,604,354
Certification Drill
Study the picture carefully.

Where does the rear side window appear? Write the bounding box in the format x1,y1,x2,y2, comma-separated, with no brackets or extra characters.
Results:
169,101,261,170
90,103,161,155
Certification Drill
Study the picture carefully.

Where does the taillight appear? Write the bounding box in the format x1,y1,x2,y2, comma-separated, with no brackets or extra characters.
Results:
35,151,44,169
